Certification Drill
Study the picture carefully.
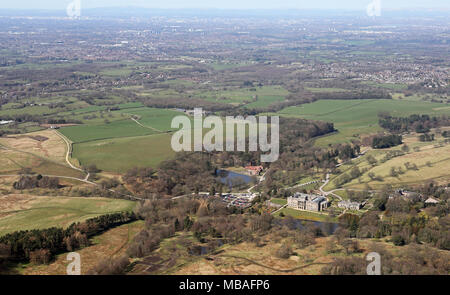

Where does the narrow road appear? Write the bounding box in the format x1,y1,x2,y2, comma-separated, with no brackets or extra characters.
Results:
54,130,90,181
320,173,343,201
284,179,321,191
130,117,163,133
270,204,287,215
319,173,329,195
247,170,267,193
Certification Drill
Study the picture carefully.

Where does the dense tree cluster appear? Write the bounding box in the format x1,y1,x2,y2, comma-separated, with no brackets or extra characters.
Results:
13,175,59,190
123,153,219,197
418,133,435,142
313,91,391,101
143,97,233,112
371,134,403,149
379,114,449,134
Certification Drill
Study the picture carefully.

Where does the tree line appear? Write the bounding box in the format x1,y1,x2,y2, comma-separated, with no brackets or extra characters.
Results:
0,211,137,268
379,113,449,134
13,175,60,190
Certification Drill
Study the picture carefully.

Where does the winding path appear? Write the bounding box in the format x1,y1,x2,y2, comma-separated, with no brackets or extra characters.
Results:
54,130,90,181
319,173,343,201
219,254,330,273
270,204,287,215
247,171,267,193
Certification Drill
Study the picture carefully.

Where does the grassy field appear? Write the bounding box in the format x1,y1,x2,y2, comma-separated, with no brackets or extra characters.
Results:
324,132,450,191
0,144,84,178
170,235,403,275
0,129,85,178
120,107,182,132
0,105,66,117
0,130,66,164
59,119,156,143
273,208,337,223
270,198,287,206
276,99,450,146
0,195,136,236
72,133,175,172
344,145,450,190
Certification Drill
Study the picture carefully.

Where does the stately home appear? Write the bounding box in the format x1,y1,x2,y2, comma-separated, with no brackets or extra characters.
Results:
338,200,362,210
287,193,328,212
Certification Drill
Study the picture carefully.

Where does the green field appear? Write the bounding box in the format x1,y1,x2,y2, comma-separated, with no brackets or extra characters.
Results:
73,133,175,172
59,107,185,172
60,119,157,143
0,196,136,236
60,107,181,143
121,107,182,132
276,99,450,146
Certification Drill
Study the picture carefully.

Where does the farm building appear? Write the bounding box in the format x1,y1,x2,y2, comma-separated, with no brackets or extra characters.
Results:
389,189,424,201
245,165,263,176
338,200,363,210
425,197,440,206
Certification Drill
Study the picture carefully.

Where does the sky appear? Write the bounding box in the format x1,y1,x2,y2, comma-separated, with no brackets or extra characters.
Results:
1,0,449,10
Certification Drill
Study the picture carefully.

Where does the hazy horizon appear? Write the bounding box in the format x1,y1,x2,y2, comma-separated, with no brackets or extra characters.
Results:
1,0,450,11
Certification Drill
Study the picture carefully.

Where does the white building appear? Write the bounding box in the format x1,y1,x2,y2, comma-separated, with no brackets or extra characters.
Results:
0,120,14,125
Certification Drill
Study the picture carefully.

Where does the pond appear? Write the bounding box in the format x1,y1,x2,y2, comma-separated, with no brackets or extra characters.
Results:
275,218,340,235
189,239,225,256
217,169,253,187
